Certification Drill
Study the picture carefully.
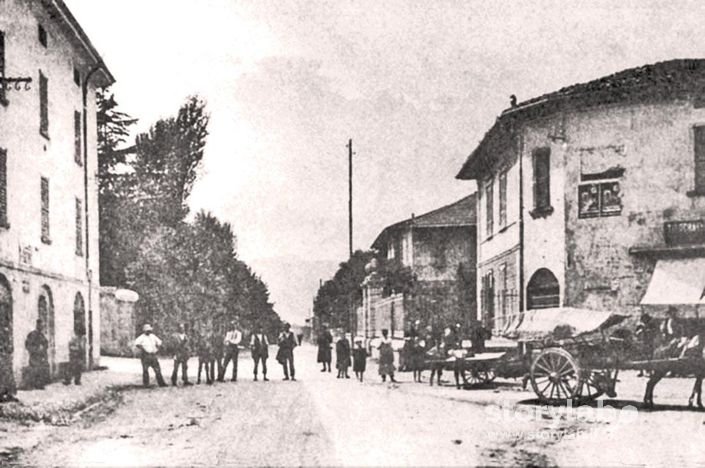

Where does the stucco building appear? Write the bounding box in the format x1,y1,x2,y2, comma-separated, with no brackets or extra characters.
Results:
358,195,477,340
457,59,705,333
0,0,113,385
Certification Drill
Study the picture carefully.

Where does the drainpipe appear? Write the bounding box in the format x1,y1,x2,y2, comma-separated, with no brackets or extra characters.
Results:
82,66,100,369
517,127,525,315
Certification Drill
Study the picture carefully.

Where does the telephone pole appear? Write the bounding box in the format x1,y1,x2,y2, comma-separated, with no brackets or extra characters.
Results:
347,138,353,258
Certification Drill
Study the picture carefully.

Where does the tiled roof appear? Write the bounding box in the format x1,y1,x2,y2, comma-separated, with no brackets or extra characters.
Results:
371,194,476,250
457,59,705,180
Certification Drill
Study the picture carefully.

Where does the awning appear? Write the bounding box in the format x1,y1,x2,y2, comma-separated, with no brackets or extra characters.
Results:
640,258,705,305
506,307,620,341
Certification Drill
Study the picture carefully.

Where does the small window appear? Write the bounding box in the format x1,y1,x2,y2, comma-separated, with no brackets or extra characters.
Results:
39,71,48,138
40,177,50,244
73,67,81,87
74,111,82,165
0,148,7,228
498,170,507,229
75,198,83,256
38,24,47,48
0,31,6,105
694,126,705,194
532,148,552,215
485,179,494,237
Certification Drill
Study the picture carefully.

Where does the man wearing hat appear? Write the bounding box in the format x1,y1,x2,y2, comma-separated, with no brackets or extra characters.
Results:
135,324,167,387
219,320,243,382
277,322,298,381
25,319,50,389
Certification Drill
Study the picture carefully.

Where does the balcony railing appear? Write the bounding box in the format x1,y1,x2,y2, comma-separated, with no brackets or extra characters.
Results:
664,220,705,246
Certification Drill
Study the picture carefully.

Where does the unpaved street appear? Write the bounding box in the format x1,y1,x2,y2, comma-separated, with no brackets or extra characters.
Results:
14,345,705,467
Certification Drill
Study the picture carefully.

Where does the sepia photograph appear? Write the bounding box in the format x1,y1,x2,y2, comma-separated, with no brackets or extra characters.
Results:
2,0,705,466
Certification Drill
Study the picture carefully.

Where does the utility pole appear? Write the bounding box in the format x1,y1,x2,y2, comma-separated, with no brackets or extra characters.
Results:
347,139,354,342
347,138,353,258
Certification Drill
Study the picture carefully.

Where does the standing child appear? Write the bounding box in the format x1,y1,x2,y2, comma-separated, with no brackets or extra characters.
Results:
335,335,351,379
352,339,368,382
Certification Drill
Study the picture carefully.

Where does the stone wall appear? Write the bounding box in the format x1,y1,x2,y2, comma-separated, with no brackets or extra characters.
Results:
100,287,138,357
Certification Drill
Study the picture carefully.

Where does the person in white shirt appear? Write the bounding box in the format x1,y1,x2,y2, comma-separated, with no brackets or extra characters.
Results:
219,320,243,382
135,324,167,387
250,325,269,381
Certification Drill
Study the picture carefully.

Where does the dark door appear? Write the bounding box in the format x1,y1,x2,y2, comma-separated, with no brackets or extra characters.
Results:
0,276,13,387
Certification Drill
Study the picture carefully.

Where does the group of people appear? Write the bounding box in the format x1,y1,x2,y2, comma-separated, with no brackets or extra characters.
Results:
315,320,489,389
134,321,299,388
0,319,87,403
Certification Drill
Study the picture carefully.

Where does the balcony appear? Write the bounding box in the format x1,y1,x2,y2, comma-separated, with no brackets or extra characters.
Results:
630,219,705,258
664,220,705,246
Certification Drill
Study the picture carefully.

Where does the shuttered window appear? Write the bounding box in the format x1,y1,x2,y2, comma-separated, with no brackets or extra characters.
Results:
485,179,494,237
75,198,83,256
532,148,551,211
0,149,7,227
74,111,82,165
40,177,50,243
499,170,507,228
39,71,48,137
694,126,705,193
0,31,6,105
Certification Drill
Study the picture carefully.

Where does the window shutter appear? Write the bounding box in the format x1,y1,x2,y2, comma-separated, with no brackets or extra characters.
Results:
39,71,48,136
41,177,49,243
0,149,6,226
74,111,82,165
0,31,6,103
75,198,83,256
533,148,551,210
694,126,705,192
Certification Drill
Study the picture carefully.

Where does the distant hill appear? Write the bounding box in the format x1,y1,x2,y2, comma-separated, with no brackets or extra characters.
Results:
248,256,340,326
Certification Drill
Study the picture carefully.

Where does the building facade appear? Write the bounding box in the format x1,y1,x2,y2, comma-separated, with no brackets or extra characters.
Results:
359,195,477,340
457,59,705,333
0,0,113,385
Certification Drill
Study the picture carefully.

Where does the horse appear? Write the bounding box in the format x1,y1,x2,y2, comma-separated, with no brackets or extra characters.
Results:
642,319,705,409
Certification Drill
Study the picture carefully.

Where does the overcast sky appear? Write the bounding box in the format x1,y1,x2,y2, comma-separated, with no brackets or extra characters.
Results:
66,0,705,322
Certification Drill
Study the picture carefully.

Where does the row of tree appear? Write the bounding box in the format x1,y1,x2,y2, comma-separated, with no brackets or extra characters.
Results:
98,90,282,342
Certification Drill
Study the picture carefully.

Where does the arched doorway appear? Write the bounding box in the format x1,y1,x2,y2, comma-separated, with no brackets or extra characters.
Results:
527,268,560,310
0,275,13,390
38,286,55,376
73,293,86,366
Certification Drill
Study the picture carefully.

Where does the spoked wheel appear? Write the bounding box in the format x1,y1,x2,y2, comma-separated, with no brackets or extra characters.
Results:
574,371,606,404
463,369,496,386
530,348,580,404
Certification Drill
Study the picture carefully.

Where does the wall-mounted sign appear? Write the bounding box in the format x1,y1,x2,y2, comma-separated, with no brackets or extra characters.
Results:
578,182,622,219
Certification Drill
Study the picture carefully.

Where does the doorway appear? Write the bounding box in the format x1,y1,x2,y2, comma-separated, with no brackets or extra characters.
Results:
38,286,55,376
0,275,13,387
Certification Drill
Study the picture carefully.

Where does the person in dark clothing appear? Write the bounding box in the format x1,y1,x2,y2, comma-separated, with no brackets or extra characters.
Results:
211,326,224,383
0,322,18,402
196,329,214,385
410,336,425,383
378,329,397,383
63,325,86,385
317,325,333,372
277,323,298,381
219,321,243,382
25,319,50,389
250,325,269,381
352,338,368,382
171,323,192,386
335,335,351,379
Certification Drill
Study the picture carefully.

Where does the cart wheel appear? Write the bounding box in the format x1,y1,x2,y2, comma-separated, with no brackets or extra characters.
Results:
464,369,496,386
530,348,580,404
575,371,606,404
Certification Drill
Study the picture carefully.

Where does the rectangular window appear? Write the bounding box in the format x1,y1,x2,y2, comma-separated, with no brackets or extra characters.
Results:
39,71,48,137
0,148,7,227
40,177,50,244
578,181,622,218
74,111,82,165
532,148,551,212
38,24,47,47
694,126,705,193
0,31,6,105
498,170,507,229
485,179,494,237
75,198,83,256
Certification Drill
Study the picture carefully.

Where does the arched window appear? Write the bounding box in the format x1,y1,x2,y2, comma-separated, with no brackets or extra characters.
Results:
38,285,55,374
0,275,13,359
527,268,560,310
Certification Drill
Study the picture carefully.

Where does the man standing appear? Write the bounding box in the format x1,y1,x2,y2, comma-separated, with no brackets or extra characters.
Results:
135,324,167,388
317,324,333,372
171,323,192,386
277,323,298,381
25,319,50,389
211,324,224,383
63,325,86,385
220,320,242,382
250,325,269,381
